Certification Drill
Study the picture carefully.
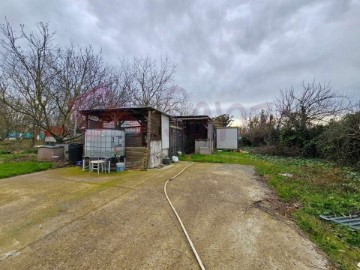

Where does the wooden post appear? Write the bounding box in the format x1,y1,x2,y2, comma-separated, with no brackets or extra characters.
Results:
147,110,151,169
113,113,117,129
85,115,89,129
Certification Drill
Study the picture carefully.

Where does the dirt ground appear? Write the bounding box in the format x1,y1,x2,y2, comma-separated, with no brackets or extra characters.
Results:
0,162,329,269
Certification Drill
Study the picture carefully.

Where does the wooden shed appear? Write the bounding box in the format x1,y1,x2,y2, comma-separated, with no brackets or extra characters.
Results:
80,107,171,169
173,116,214,154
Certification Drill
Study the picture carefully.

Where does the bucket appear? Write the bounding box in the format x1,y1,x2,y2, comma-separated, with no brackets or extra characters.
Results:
116,162,125,172
163,157,171,165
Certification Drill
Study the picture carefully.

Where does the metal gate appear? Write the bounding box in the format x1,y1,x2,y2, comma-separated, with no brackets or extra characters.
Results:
169,127,183,157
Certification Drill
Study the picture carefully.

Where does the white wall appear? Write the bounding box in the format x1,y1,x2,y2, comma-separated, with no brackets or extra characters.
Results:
149,141,162,168
161,114,169,149
216,128,238,149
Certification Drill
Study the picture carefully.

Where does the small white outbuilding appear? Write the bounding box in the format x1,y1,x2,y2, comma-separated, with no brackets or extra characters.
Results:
216,127,238,150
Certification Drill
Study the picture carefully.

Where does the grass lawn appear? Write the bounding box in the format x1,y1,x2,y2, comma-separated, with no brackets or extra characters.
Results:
181,151,360,270
0,140,51,179
0,161,52,179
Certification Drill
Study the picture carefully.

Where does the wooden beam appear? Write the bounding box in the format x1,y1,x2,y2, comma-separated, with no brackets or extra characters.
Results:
85,115,89,129
146,110,151,169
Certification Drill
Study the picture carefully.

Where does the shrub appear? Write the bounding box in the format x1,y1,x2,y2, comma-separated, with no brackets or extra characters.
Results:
317,112,360,170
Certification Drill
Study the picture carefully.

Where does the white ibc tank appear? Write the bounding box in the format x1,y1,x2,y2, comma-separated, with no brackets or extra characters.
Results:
84,129,125,158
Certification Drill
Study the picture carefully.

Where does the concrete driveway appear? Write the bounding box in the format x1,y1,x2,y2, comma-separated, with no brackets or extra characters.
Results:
0,162,329,269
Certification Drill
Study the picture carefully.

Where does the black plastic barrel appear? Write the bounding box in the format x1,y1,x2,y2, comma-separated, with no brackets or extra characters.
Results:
68,144,83,164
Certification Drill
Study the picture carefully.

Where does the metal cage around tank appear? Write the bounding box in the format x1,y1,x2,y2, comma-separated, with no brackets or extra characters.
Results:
84,129,125,158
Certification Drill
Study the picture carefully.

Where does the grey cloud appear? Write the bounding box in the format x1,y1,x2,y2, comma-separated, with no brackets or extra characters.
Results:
1,0,359,115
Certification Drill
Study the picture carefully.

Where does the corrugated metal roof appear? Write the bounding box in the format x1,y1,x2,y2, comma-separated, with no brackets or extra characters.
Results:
320,214,360,230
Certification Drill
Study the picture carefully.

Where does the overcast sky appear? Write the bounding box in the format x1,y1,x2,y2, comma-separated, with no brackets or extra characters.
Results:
1,0,360,117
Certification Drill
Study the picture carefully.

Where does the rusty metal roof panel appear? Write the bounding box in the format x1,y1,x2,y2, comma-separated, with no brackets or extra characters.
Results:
79,106,171,117
174,115,212,120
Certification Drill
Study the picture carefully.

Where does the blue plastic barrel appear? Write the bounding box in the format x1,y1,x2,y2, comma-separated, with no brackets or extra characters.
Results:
116,162,125,172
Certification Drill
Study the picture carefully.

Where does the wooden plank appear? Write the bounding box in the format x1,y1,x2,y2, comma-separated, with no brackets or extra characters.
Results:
147,110,151,169
125,146,147,169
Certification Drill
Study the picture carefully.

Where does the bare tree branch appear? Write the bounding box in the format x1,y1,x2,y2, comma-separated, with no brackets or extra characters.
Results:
0,21,120,142
121,56,189,114
275,80,352,129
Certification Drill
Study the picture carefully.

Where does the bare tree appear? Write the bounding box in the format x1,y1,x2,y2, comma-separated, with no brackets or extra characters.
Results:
122,56,189,114
272,81,352,155
47,45,126,138
0,100,30,140
178,98,195,116
0,21,120,142
0,22,55,142
275,81,351,129
0,21,190,144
